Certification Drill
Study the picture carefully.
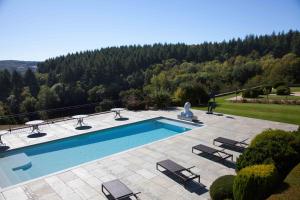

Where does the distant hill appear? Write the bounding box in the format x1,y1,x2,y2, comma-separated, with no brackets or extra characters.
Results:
0,60,39,73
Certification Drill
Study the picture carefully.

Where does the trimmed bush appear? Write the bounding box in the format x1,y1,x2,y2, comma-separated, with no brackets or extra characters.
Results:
276,86,290,95
210,175,235,200
237,129,300,178
290,131,300,155
242,89,260,98
250,129,296,147
233,164,279,200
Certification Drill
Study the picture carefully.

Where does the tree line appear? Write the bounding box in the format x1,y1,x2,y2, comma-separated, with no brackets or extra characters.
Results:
0,30,300,123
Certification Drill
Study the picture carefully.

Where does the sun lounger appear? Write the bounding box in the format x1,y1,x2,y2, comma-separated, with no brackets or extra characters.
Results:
156,159,200,186
213,137,248,148
192,144,233,161
102,179,140,200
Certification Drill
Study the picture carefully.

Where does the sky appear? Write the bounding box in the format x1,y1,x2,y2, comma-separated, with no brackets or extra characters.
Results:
0,0,300,61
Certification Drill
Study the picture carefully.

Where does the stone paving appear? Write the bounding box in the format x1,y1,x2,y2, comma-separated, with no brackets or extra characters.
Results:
0,109,297,200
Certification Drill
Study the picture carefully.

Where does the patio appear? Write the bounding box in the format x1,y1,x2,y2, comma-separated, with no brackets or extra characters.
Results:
0,109,297,200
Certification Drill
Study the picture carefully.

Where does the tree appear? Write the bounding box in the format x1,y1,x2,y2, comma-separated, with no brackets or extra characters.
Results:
0,69,11,101
51,83,65,106
263,85,272,103
149,72,173,92
36,86,60,110
11,70,23,99
63,82,87,106
0,30,298,124
174,83,209,105
232,61,262,85
88,85,106,102
24,69,39,97
0,102,11,124
6,94,19,114
120,89,145,110
148,90,172,109
126,71,145,89
20,96,37,113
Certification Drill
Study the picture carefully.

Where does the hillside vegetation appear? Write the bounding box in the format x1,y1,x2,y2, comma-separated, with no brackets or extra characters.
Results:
0,31,300,123
0,60,38,72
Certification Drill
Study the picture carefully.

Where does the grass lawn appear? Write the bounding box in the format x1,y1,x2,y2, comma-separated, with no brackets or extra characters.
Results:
193,93,300,125
268,163,300,200
291,87,300,92
260,95,300,100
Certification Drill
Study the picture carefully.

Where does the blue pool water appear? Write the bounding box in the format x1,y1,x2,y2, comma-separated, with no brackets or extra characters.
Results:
0,117,199,188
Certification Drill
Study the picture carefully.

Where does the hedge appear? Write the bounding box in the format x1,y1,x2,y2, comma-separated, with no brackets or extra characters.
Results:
233,164,279,200
273,81,287,89
242,89,260,98
210,175,235,200
276,86,290,95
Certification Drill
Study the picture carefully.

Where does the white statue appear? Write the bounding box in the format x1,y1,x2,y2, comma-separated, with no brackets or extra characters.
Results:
181,102,194,118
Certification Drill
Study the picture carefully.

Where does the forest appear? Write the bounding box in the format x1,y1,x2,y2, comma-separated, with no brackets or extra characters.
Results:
0,30,300,123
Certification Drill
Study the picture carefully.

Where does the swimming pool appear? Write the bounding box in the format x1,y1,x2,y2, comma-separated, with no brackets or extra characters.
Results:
0,117,200,188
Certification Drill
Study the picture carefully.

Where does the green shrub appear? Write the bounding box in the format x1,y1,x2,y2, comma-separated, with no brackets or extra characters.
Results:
95,99,114,112
210,175,235,200
250,129,295,147
242,89,260,98
263,85,273,95
233,164,279,200
237,129,300,178
273,81,287,89
120,89,145,110
256,87,264,95
125,97,145,110
174,83,209,105
290,131,300,155
149,90,172,109
276,86,290,95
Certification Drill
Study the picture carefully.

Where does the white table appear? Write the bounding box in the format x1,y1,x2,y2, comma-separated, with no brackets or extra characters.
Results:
25,120,44,134
0,130,8,145
72,115,88,127
111,108,124,119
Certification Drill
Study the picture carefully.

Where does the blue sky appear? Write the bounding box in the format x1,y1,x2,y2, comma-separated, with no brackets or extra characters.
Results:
0,0,300,61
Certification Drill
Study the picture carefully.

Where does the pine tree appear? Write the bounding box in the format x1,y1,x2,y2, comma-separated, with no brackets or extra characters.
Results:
24,69,39,97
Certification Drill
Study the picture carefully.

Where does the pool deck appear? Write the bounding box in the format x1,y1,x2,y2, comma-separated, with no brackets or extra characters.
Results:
0,109,297,200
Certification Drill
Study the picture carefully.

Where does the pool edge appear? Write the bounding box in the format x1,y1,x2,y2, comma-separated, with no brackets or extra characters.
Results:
0,116,204,191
